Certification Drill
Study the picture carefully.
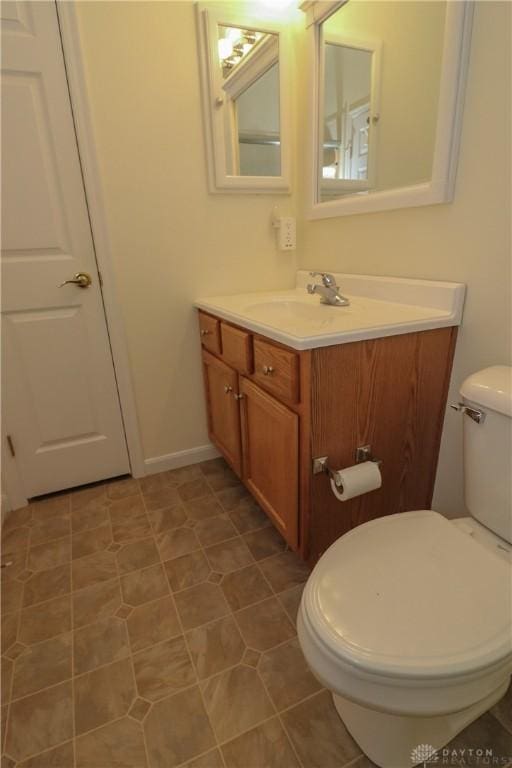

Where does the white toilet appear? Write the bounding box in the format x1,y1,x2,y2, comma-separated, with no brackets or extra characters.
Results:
298,366,512,768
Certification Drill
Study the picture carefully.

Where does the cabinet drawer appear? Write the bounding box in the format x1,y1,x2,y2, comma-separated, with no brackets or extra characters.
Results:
198,312,221,355
221,323,252,374
253,338,299,403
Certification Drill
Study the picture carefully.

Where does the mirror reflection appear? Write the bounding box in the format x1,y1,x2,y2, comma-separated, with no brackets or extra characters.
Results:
319,1,446,202
218,25,280,177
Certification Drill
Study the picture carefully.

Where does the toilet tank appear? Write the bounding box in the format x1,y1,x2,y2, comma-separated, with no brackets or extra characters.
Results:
460,366,512,543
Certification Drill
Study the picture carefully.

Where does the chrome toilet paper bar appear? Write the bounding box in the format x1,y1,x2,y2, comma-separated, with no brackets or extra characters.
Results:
312,445,382,480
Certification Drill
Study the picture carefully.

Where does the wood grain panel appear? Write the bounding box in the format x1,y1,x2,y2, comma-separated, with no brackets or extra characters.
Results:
307,327,457,565
252,338,299,404
240,377,299,549
202,350,242,476
198,312,221,355
221,322,252,374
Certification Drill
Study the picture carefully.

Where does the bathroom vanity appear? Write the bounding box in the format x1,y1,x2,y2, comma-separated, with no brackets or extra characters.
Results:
195,272,465,565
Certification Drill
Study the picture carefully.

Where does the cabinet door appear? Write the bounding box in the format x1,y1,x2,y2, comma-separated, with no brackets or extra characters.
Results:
202,351,242,475
240,378,298,548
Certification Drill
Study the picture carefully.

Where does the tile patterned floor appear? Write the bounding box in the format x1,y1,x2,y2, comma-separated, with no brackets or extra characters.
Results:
1,458,511,768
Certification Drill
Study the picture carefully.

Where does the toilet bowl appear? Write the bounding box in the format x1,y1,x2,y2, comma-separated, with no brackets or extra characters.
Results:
298,366,512,768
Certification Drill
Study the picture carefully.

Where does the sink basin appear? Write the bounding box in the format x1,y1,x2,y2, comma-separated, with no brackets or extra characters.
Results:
194,271,466,350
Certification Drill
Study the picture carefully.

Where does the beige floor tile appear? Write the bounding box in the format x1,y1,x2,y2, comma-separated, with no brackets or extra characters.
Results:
1,611,18,655
200,460,239,492
277,584,304,625
490,680,512,733
201,664,274,742
1,703,7,752
30,494,70,522
71,484,109,513
117,536,160,575
2,526,30,554
446,710,512,753
234,597,295,651
19,595,71,645
1,657,13,705
174,582,230,631
225,498,271,535
221,717,301,768
204,538,253,574
133,636,195,701
164,549,211,591
27,538,71,572
156,527,200,561
143,486,181,512
143,686,216,767
187,615,245,680
73,616,130,674
121,563,169,607
177,479,211,502
1,548,28,579
72,523,112,560
71,505,111,535
139,473,172,494
184,749,224,768
72,550,117,591
11,633,72,700
127,595,181,652
221,564,272,611
258,551,310,594
5,681,73,762
215,485,250,511
259,638,322,711
22,564,71,607
109,494,146,522
107,476,140,500
147,504,187,534
1,576,24,613
194,514,238,547
281,690,361,768
74,657,136,735
3,506,32,531
128,697,151,720
165,465,204,487
76,716,147,768
73,577,122,628
243,526,287,561
111,513,152,544
30,516,70,547
17,741,75,768
185,496,224,521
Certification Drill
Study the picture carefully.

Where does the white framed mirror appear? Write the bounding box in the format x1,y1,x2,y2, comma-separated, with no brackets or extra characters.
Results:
196,2,292,194
301,0,474,218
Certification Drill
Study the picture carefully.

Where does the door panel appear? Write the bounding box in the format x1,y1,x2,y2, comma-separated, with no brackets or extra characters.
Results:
240,377,298,549
202,351,242,476
1,1,129,496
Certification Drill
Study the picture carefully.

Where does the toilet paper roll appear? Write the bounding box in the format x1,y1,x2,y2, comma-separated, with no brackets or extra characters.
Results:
330,461,382,502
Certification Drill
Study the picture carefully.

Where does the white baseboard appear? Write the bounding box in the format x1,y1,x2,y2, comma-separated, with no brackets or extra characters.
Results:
143,444,220,476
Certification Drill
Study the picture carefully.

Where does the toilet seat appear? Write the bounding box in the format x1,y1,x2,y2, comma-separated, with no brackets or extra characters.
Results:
302,510,512,681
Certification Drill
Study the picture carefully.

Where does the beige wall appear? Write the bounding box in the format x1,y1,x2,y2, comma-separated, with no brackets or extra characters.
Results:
75,1,297,465
298,2,511,517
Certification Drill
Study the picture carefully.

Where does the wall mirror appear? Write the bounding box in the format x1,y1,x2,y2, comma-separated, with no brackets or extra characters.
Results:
301,0,474,218
196,3,291,194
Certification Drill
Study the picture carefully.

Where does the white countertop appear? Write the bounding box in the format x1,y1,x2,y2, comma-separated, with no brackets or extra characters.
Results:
195,271,466,351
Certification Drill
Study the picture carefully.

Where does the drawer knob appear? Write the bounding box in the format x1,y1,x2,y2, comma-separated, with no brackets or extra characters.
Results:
224,385,233,394
200,329,211,336
234,393,244,400
262,365,274,376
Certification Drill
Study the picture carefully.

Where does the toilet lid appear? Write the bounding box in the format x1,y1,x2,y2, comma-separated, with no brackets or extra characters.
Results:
303,511,512,678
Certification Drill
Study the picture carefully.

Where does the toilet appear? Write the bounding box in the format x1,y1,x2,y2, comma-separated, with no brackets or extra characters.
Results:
298,366,512,768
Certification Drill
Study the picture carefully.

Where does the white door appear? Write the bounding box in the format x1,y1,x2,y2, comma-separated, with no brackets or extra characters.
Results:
1,1,130,498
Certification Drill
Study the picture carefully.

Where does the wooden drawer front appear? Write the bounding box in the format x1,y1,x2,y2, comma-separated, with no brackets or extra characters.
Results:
221,323,252,374
253,338,299,403
198,312,221,355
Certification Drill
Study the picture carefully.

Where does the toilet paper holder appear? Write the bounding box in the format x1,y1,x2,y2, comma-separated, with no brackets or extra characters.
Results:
312,445,382,480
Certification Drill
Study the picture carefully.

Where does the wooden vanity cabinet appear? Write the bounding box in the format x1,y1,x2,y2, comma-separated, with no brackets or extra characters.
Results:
198,310,457,566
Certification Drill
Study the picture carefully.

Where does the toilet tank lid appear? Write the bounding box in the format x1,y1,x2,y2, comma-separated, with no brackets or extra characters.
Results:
460,365,512,416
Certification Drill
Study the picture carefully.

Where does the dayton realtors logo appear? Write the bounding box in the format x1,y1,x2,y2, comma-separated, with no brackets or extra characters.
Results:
411,744,511,767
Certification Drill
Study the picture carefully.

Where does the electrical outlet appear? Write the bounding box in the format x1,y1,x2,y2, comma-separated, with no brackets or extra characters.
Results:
278,216,296,251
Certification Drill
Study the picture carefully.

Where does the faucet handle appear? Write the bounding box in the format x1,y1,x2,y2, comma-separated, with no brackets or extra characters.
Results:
309,271,336,287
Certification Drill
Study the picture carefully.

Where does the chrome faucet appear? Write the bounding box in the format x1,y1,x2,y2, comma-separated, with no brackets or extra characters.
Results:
306,272,350,307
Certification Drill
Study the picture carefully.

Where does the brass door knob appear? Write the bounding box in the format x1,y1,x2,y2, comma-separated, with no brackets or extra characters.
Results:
59,272,92,288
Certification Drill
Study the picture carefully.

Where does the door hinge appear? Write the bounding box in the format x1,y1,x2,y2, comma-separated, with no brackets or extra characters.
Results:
6,435,15,458
98,270,103,287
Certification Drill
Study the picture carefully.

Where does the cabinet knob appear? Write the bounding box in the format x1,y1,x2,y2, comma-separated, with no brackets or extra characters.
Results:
262,365,274,376
233,393,244,400
200,329,211,336
224,385,233,394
